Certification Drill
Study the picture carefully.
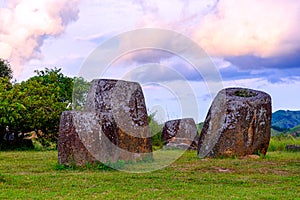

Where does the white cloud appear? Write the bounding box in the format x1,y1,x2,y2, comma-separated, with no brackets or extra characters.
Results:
134,0,218,32
0,0,79,77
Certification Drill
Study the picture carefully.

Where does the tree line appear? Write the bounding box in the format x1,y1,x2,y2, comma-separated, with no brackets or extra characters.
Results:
0,59,74,149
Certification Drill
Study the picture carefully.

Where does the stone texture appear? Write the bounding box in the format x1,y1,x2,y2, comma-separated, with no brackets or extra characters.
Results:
58,79,152,166
198,88,272,158
162,118,198,150
58,112,99,166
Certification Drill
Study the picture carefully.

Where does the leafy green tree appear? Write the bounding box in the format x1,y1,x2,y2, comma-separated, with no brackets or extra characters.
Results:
148,113,163,149
72,77,91,110
22,68,73,146
33,68,73,103
0,77,12,91
0,78,26,149
0,68,74,149
0,59,13,80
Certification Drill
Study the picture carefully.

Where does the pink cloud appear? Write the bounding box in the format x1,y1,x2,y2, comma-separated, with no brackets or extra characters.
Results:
194,0,300,58
0,0,79,77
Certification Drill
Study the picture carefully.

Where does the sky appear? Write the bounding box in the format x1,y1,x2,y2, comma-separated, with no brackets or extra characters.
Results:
0,0,300,122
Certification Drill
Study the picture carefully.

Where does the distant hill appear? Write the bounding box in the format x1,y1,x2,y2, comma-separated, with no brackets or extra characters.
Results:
272,110,300,131
272,124,300,137
271,128,283,136
287,124,300,137
289,124,300,133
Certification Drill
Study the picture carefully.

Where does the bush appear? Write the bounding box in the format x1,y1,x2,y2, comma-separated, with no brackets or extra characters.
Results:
148,113,163,149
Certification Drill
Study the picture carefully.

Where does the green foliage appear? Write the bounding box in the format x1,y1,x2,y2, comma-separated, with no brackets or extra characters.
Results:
0,173,6,183
0,59,13,80
0,77,12,91
234,89,257,97
33,68,73,103
288,124,300,134
271,127,284,136
55,161,124,171
268,135,300,151
198,122,204,135
0,68,73,149
54,163,74,170
148,113,163,149
271,125,289,133
72,77,91,110
96,164,114,170
105,159,126,170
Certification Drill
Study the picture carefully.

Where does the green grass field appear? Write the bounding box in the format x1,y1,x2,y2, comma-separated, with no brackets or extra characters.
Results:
0,149,299,199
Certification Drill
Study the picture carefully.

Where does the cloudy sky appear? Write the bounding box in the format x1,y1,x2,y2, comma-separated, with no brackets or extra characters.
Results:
1,0,300,122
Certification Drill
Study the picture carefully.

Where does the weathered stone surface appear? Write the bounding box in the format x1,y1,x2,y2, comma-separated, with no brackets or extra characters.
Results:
162,118,198,150
58,111,99,166
85,79,149,131
58,79,152,166
198,88,272,158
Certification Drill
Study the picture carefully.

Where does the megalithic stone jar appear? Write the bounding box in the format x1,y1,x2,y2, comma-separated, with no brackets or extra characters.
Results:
198,88,272,158
161,118,199,150
58,79,152,166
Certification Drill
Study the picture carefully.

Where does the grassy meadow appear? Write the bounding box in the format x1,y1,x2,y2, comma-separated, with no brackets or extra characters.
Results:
0,138,299,200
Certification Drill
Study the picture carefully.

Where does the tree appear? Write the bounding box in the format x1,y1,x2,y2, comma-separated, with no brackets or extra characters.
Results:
0,68,74,149
148,112,163,148
21,68,73,146
0,59,13,80
33,68,73,103
72,77,91,110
